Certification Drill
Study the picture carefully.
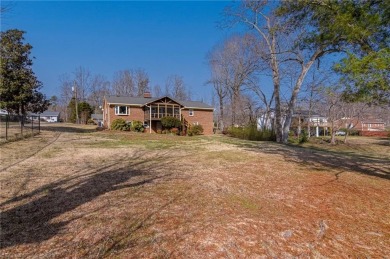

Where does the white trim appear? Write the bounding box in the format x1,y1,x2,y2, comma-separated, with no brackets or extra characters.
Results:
183,107,214,111
189,109,194,116
114,105,129,115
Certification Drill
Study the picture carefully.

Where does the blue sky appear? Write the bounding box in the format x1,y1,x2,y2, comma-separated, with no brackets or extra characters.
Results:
1,1,237,102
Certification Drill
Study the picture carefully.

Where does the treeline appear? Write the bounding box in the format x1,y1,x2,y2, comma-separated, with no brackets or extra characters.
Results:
207,0,389,143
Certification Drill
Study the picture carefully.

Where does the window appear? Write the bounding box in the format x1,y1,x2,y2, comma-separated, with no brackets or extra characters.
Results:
189,109,194,116
115,106,128,115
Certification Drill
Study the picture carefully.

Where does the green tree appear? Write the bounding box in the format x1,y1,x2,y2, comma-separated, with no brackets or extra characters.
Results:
0,29,49,115
279,0,390,104
68,99,93,124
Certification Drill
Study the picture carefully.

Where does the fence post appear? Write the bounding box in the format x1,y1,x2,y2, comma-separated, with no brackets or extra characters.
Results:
20,115,23,136
5,114,9,140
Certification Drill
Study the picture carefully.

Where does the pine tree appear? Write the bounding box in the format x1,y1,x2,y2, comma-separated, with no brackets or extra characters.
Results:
0,29,49,115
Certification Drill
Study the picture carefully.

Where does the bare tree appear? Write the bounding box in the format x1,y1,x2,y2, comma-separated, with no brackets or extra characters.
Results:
319,87,367,144
89,74,111,113
165,75,188,100
134,68,150,97
225,1,342,143
207,34,260,126
153,84,162,97
112,70,136,96
73,66,91,101
58,74,74,122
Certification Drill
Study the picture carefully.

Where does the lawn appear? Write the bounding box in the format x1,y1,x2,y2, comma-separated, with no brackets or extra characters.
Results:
1,124,389,258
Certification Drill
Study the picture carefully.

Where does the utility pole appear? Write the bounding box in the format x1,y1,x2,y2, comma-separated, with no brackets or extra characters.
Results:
72,82,79,124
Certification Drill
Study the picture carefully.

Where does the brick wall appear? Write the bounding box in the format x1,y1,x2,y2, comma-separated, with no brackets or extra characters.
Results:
104,103,144,129
359,131,389,137
182,108,214,135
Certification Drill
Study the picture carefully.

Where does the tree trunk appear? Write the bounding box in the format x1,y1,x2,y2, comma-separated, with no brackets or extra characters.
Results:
231,87,240,126
269,36,283,142
219,95,224,130
330,122,336,144
281,48,324,144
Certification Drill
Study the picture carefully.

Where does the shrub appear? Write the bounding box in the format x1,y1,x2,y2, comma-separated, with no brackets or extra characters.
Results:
299,132,309,143
188,124,204,136
131,120,144,132
348,129,359,136
87,119,96,125
171,127,179,135
161,116,181,130
111,118,130,131
227,125,276,141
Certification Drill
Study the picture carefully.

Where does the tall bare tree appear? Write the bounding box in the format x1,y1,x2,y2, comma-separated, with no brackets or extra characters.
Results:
112,70,136,96
225,1,345,143
165,75,189,100
89,74,111,113
153,84,162,97
73,66,91,101
134,68,150,97
207,34,260,126
58,74,74,122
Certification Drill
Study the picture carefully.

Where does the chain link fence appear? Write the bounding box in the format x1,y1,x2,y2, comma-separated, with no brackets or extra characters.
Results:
0,114,41,143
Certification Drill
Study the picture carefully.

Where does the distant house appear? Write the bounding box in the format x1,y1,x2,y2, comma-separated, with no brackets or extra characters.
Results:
290,110,329,137
358,120,385,131
27,111,60,122
91,114,103,127
103,93,214,135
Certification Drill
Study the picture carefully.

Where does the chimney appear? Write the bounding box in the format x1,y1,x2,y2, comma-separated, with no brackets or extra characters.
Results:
143,92,152,98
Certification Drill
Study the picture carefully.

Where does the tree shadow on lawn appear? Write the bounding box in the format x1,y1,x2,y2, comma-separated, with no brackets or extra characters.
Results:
0,151,173,249
39,124,97,134
235,141,390,180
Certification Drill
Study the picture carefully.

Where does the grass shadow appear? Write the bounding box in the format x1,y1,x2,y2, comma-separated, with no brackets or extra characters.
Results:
0,150,172,249
222,137,390,180
40,124,98,133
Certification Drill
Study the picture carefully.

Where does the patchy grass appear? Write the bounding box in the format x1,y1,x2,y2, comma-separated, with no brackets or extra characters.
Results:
0,124,389,258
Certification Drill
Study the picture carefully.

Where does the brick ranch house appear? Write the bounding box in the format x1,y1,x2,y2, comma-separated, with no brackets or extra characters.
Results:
103,94,214,135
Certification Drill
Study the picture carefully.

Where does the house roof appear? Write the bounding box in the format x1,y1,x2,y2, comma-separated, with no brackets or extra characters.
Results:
105,95,213,110
28,111,60,117
362,120,385,124
91,114,103,120
294,110,326,118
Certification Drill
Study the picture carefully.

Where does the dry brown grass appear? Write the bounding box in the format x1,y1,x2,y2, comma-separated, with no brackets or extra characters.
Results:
1,124,389,258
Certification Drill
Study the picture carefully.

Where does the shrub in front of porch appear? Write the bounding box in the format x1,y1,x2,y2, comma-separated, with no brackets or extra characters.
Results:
161,116,181,132
131,120,144,132
111,118,130,131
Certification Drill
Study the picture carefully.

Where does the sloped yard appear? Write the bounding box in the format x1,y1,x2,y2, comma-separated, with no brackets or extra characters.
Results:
1,124,389,258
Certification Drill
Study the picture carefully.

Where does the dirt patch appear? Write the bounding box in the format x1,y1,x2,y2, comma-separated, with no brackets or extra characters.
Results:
1,125,389,258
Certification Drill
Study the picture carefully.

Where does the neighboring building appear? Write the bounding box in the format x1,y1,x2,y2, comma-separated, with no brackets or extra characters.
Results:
27,111,60,122
103,94,214,135
91,114,103,127
257,110,275,131
358,120,385,131
291,110,329,137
